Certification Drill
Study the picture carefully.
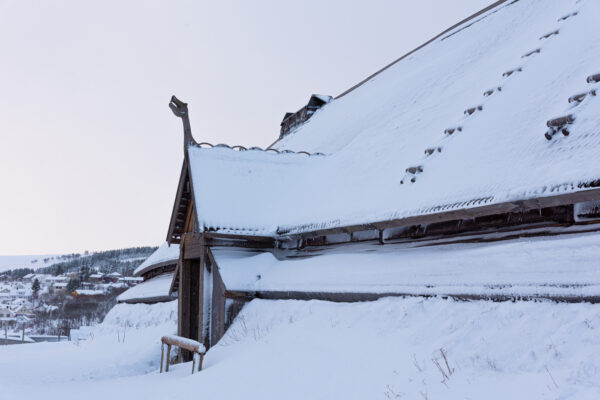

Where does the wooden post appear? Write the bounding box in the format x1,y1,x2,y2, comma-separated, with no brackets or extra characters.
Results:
159,343,165,373
198,353,204,372
191,353,196,374
165,344,172,372
21,326,24,343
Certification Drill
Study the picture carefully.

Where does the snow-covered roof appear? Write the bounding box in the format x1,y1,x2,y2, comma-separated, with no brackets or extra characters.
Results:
212,231,600,298
186,0,600,237
74,289,104,296
119,277,144,282
117,273,175,303
133,243,179,276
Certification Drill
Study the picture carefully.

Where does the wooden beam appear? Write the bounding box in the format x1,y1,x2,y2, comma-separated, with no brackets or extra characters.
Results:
281,186,600,239
208,248,227,346
167,162,191,244
197,242,206,346
241,290,600,304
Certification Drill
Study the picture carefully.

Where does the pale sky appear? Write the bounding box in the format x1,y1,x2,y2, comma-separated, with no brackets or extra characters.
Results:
0,0,490,255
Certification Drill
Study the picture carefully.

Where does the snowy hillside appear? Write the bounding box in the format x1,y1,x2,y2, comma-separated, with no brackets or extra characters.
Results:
1,298,599,399
0,246,156,277
0,254,62,273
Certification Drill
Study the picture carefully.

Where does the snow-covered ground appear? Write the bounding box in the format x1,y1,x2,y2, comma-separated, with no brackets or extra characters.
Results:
1,297,599,399
0,300,177,398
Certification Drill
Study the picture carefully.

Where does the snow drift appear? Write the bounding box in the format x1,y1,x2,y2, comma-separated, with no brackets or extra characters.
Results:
2,297,599,399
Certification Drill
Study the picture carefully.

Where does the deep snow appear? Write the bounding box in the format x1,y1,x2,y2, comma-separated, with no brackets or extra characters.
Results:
1,297,600,399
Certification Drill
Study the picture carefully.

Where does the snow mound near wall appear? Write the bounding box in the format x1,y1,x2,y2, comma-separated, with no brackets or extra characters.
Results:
100,301,177,329
2,297,600,399
197,298,600,399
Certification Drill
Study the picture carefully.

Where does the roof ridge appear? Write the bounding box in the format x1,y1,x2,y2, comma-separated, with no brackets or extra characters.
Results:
190,141,325,157
335,0,514,99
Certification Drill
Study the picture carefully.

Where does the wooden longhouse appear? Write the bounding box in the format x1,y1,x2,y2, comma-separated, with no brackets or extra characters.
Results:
162,0,600,354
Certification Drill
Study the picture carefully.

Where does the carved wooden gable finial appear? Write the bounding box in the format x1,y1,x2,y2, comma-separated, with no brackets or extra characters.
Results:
169,95,197,151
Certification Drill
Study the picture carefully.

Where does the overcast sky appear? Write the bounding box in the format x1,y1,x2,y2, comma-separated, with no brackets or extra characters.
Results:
0,0,491,255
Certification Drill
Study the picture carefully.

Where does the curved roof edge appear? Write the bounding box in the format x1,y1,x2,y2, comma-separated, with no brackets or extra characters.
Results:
134,242,179,276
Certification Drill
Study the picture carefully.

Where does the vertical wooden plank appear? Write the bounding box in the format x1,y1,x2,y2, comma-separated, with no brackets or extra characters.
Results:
179,260,191,340
189,258,200,342
197,235,206,348
165,344,171,372
211,260,226,346
159,344,164,373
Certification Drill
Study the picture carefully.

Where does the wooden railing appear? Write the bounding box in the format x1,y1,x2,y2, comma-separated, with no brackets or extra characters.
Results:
160,335,206,374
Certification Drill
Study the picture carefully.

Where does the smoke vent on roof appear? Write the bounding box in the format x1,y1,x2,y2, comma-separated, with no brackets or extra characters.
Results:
280,94,332,138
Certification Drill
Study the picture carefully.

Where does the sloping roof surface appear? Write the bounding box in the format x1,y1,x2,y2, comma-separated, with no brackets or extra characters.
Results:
117,273,175,303
212,231,600,298
134,243,179,276
188,0,600,236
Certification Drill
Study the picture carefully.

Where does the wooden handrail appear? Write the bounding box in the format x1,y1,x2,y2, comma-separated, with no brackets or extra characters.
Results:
160,335,206,374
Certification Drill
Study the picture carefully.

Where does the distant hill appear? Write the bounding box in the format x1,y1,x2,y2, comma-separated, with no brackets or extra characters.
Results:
0,254,65,273
0,246,157,279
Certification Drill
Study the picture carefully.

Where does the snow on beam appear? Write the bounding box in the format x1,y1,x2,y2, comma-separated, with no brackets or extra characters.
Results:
568,90,596,104
521,48,541,58
545,115,575,140
464,105,483,116
558,11,578,21
279,186,600,238
502,67,522,77
539,30,559,40
586,73,600,83
483,87,502,97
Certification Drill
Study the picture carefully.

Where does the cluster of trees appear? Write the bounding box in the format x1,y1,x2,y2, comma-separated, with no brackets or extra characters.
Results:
39,246,156,277
29,286,128,334
0,246,157,281
1,267,35,280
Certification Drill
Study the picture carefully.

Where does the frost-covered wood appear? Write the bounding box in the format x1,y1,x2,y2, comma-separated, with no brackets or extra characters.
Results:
161,334,205,353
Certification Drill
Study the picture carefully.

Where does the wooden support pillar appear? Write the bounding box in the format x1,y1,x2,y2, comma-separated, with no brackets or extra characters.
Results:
179,260,191,341
165,344,172,372
198,237,206,347
159,343,164,373
189,258,200,343
209,248,226,346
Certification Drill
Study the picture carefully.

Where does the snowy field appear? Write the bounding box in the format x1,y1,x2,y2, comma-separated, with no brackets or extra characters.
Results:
1,297,599,399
